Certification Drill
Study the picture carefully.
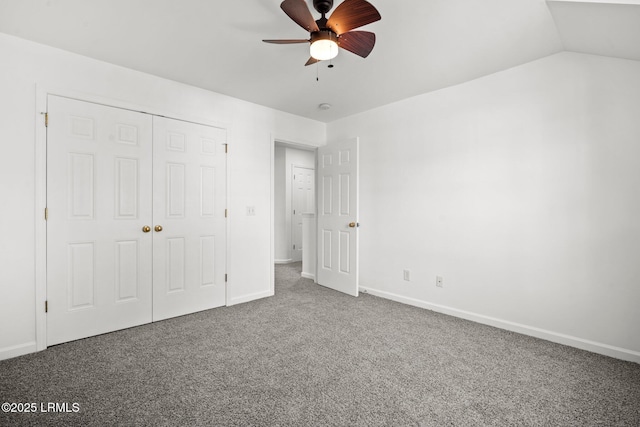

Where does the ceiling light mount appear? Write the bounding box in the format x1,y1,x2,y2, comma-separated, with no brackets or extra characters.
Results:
313,0,334,15
319,103,332,110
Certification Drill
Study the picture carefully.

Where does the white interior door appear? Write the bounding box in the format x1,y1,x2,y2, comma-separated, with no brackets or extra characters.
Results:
292,166,315,262
316,138,359,296
46,95,153,346
152,116,227,321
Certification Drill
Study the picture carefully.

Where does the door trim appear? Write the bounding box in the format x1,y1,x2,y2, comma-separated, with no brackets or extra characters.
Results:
35,85,229,352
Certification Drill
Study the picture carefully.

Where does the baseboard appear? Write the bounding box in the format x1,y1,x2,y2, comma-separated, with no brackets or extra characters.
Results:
360,286,640,364
274,259,293,264
228,290,273,306
301,272,315,280
0,341,38,361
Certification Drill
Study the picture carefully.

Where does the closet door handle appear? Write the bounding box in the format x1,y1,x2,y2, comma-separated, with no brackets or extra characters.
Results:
142,226,151,233
154,225,163,232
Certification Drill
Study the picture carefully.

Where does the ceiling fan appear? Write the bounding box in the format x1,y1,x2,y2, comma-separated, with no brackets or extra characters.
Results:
263,0,381,66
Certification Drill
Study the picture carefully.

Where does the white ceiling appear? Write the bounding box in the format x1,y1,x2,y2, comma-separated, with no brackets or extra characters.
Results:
547,0,640,61
0,0,637,122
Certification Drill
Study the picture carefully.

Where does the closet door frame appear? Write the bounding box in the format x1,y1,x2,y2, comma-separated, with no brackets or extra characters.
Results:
34,86,229,352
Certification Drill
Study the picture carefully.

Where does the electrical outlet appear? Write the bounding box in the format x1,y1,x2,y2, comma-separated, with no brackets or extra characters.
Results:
246,206,256,216
403,270,411,281
436,276,443,288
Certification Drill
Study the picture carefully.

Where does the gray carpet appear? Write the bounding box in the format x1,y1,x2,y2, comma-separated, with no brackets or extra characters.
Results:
1,262,639,426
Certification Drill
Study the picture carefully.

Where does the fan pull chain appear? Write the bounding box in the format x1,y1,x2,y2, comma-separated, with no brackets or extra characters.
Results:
328,42,335,69
315,59,334,82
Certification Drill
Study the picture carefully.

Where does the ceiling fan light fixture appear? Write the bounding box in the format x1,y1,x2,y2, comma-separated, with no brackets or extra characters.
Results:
310,31,339,61
263,0,381,66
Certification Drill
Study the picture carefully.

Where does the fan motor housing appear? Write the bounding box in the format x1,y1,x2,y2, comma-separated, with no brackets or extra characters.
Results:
310,29,338,44
313,0,334,14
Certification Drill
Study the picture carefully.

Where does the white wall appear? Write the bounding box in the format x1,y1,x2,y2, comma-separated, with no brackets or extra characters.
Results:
3,30,638,363
327,52,640,362
0,33,325,360
274,146,288,262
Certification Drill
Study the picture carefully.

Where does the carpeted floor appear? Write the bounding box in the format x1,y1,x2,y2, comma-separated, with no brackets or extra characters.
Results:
1,262,639,426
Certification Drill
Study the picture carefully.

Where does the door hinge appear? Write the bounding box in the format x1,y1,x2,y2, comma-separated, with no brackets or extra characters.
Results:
225,208,228,218
45,300,48,313
225,274,228,282
224,144,228,154
293,244,296,250
44,112,49,128
44,207,48,220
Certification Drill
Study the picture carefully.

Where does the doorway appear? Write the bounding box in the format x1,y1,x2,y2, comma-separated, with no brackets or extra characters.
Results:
271,137,360,296
273,142,316,274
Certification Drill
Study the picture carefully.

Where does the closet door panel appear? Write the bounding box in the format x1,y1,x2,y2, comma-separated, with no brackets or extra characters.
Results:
152,116,227,321
47,95,153,346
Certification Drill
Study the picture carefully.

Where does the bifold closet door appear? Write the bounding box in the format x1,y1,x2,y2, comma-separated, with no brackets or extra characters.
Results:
47,96,153,346
151,116,227,321
47,98,227,345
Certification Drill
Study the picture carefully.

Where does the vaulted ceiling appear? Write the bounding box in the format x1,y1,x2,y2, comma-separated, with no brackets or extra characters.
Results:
0,0,638,122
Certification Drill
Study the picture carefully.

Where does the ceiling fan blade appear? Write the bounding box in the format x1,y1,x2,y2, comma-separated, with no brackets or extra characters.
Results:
338,30,376,58
263,39,309,44
281,0,320,33
305,57,321,66
327,0,381,35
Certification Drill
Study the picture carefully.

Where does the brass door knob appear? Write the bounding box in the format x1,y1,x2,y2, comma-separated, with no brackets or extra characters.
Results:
142,225,151,233
154,225,163,232
348,222,356,228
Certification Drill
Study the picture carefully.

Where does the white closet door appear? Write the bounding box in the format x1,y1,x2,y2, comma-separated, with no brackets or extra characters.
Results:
47,95,153,346
152,116,227,321
292,166,315,262
316,137,359,297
